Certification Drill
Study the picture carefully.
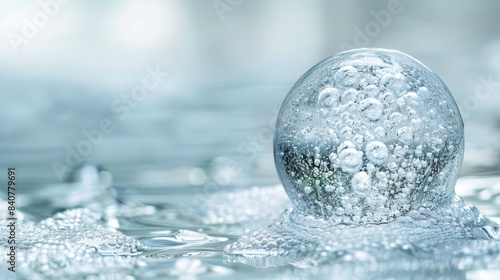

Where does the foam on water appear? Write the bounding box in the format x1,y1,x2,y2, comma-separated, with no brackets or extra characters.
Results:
224,49,500,269
201,185,291,227
0,208,146,279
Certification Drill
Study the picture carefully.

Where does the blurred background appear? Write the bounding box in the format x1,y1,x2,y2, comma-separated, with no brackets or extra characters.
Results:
2,1,500,278
1,0,499,190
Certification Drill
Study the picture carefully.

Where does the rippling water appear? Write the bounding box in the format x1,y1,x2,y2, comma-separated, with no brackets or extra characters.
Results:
0,171,496,279
1,83,500,279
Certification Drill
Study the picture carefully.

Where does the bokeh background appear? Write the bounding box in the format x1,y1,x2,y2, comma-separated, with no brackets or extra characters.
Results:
2,1,500,279
1,0,499,192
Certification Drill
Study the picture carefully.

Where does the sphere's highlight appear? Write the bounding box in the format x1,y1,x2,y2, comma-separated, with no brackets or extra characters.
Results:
274,48,464,224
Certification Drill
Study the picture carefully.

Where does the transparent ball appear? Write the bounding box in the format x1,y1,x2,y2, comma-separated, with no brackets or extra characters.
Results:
274,49,464,224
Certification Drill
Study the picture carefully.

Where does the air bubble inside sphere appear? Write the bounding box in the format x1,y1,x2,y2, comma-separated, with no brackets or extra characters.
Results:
274,49,464,224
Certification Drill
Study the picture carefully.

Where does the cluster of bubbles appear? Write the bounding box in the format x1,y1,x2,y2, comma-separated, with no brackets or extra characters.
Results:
0,208,146,278
202,185,291,228
225,197,500,269
225,49,500,269
274,48,464,224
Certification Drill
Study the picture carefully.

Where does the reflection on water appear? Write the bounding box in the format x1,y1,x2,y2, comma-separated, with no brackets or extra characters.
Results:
1,85,500,279
2,165,498,279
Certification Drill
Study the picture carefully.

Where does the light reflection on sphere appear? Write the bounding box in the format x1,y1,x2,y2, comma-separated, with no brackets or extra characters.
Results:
274,49,464,224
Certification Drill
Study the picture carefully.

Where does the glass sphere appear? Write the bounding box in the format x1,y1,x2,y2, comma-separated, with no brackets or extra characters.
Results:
274,49,464,224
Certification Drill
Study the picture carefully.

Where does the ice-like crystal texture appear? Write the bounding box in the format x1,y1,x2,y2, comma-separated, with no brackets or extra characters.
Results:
274,48,464,224
0,208,146,278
